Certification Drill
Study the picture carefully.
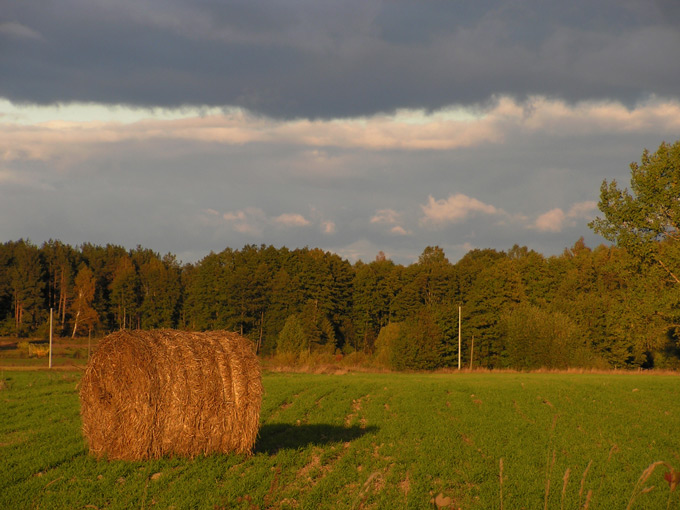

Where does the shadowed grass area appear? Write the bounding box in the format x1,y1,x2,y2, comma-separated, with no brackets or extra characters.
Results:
1,370,678,509
255,423,379,454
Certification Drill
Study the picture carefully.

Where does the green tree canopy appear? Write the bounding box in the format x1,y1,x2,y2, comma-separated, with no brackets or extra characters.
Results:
9,240,45,336
390,308,446,370
501,303,588,370
70,265,99,338
590,140,680,283
277,314,307,356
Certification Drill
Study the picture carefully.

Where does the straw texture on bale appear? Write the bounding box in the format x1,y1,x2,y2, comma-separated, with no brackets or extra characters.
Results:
79,330,262,460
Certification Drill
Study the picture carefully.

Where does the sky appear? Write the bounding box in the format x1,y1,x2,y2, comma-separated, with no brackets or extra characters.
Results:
1,0,680,265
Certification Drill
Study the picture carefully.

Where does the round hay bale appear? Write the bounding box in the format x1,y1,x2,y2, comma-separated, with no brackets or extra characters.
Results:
79,330,262,460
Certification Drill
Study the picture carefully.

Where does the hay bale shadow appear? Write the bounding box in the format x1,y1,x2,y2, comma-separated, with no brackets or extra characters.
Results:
255,424,378,454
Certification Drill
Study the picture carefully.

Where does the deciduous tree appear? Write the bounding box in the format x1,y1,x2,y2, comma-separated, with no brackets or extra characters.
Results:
590,140,680,283
70,265,99,337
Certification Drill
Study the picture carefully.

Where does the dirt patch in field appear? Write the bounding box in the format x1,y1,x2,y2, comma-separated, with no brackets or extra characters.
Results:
512,400,535,424
296,452,322,480
267,394,301,421
0,430,32,447
345,394,370,427
460,432,491,460
293,446,347,491
362,470,385,493
399,471,411,498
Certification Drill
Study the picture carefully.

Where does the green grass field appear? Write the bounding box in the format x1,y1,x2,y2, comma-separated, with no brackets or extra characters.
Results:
1,369,678,509
0,337,91,369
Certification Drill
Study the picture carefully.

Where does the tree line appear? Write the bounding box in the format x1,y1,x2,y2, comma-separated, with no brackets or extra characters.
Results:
1,237,678,370
2,140,679,370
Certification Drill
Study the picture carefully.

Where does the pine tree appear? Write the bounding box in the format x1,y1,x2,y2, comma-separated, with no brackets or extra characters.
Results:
9,240,45,336
277,314,307,356
110,255,140,330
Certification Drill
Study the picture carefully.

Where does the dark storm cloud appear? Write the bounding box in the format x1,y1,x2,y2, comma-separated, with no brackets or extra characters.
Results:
1,0,678,118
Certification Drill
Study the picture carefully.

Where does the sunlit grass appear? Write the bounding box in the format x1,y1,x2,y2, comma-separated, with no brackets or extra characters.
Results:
1,370,678,509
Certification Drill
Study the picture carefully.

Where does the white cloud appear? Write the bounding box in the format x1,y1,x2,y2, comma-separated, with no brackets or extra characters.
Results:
222,207,266,236
390,225,410,236
1,93,664,266
0,22,44,41
371,209,401,224
0,169,26,185
273,213,311,227
331,239,419,264
322,221,336,234
217,208,316,235
534,208,566,232
4,97,680,163
567,201,598,219
420,193,499,226
532,201,598,232
371,208,411,235
222,210,247,222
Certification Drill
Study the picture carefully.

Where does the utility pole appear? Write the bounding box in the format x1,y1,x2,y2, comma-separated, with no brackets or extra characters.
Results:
49,308,53,369
469,336,474,370
458,306,462,370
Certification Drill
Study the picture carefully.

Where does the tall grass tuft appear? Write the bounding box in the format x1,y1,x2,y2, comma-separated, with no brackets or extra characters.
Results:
499,458,504,510
543,413,559,510
502,453,678,509
578,460,593,508
560,468,571,510
626,461,679,510
544,449,556,510
583,489,593,509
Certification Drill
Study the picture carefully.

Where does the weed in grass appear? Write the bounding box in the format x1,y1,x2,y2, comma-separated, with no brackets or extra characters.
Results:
560,467,571,510
665,466,680,492
578,459,593,508
626,461,680,510
501,449,679,510
544,448,556,510
499,458,504,510
583,489,593,509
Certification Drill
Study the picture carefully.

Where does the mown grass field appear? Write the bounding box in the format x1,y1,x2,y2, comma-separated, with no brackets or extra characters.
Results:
1,369,679,509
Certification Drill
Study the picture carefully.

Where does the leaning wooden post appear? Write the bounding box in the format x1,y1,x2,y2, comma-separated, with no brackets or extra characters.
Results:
469,336,474,370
